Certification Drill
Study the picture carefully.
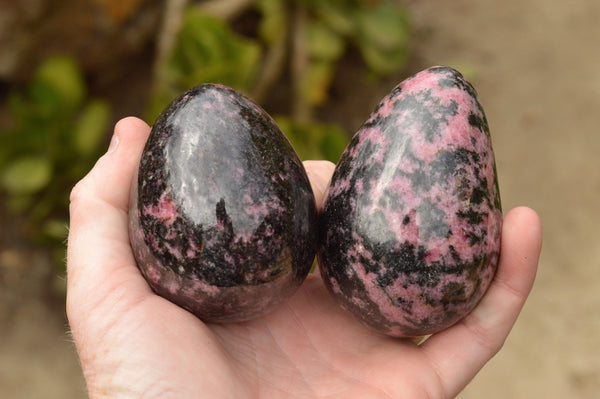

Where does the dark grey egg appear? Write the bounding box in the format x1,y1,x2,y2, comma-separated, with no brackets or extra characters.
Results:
129,84,317,322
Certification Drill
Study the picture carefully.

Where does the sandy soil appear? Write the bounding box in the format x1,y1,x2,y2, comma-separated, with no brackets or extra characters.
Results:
1,0,599,397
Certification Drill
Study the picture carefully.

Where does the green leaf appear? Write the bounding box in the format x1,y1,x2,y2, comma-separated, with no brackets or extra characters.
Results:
355,2,411,75
302,60,335,106
42,218,69,241
149,8,261,122
73,99,111,156
0,156,53,195
171,8,260,90
306,21,346,61
319,127,348,162
356,2,410,50
313,1,357,37
274,116,311,160
256,0,287,45
145,88,179,125
273,116,349,162
33,56,86,110
359,44,410,76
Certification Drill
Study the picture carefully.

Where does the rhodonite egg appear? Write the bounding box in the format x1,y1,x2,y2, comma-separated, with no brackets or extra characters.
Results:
318,66,502,337
129,84,318,322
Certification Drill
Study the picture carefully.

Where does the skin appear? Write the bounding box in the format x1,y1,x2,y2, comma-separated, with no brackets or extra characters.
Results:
67,117,542,398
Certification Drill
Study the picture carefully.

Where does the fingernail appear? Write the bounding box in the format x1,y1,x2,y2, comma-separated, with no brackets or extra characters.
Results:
107,133,120,154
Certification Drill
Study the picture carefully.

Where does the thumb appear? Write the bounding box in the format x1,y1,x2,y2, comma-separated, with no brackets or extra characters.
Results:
67,117,152,338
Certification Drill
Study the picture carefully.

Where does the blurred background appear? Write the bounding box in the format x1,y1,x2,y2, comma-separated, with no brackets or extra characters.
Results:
0,0,598,397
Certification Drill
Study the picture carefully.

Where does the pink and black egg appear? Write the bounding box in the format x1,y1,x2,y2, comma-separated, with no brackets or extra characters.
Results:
129,84,317,322
318,66,503,337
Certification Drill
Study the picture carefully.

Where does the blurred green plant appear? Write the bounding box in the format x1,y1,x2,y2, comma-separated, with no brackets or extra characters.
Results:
0,55,111,251
274,116,348,162
147,7,262,121
0,0,412,289
149,0,411,162
284,0,411,111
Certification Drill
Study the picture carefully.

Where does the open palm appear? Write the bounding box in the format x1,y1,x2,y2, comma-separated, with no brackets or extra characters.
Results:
67,118,542,398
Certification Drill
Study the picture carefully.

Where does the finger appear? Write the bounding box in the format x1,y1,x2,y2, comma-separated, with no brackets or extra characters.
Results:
421,207,542,397
303,160,335,211
67,117,151,331
69,117,151,214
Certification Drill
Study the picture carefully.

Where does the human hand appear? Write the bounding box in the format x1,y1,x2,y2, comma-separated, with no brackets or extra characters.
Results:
67,117,542,398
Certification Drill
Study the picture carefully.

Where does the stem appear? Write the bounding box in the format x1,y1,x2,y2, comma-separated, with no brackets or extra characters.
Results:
251,25,288,103
152,0,190,88
291,5,312,123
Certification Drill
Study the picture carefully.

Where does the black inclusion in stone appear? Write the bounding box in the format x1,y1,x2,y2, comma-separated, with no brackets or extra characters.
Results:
468,112,489,134
432,66,480,102
469,185,488,205
457,209,484,226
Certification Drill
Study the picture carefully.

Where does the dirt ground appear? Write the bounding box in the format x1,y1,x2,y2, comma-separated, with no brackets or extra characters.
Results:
1,0,600,397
